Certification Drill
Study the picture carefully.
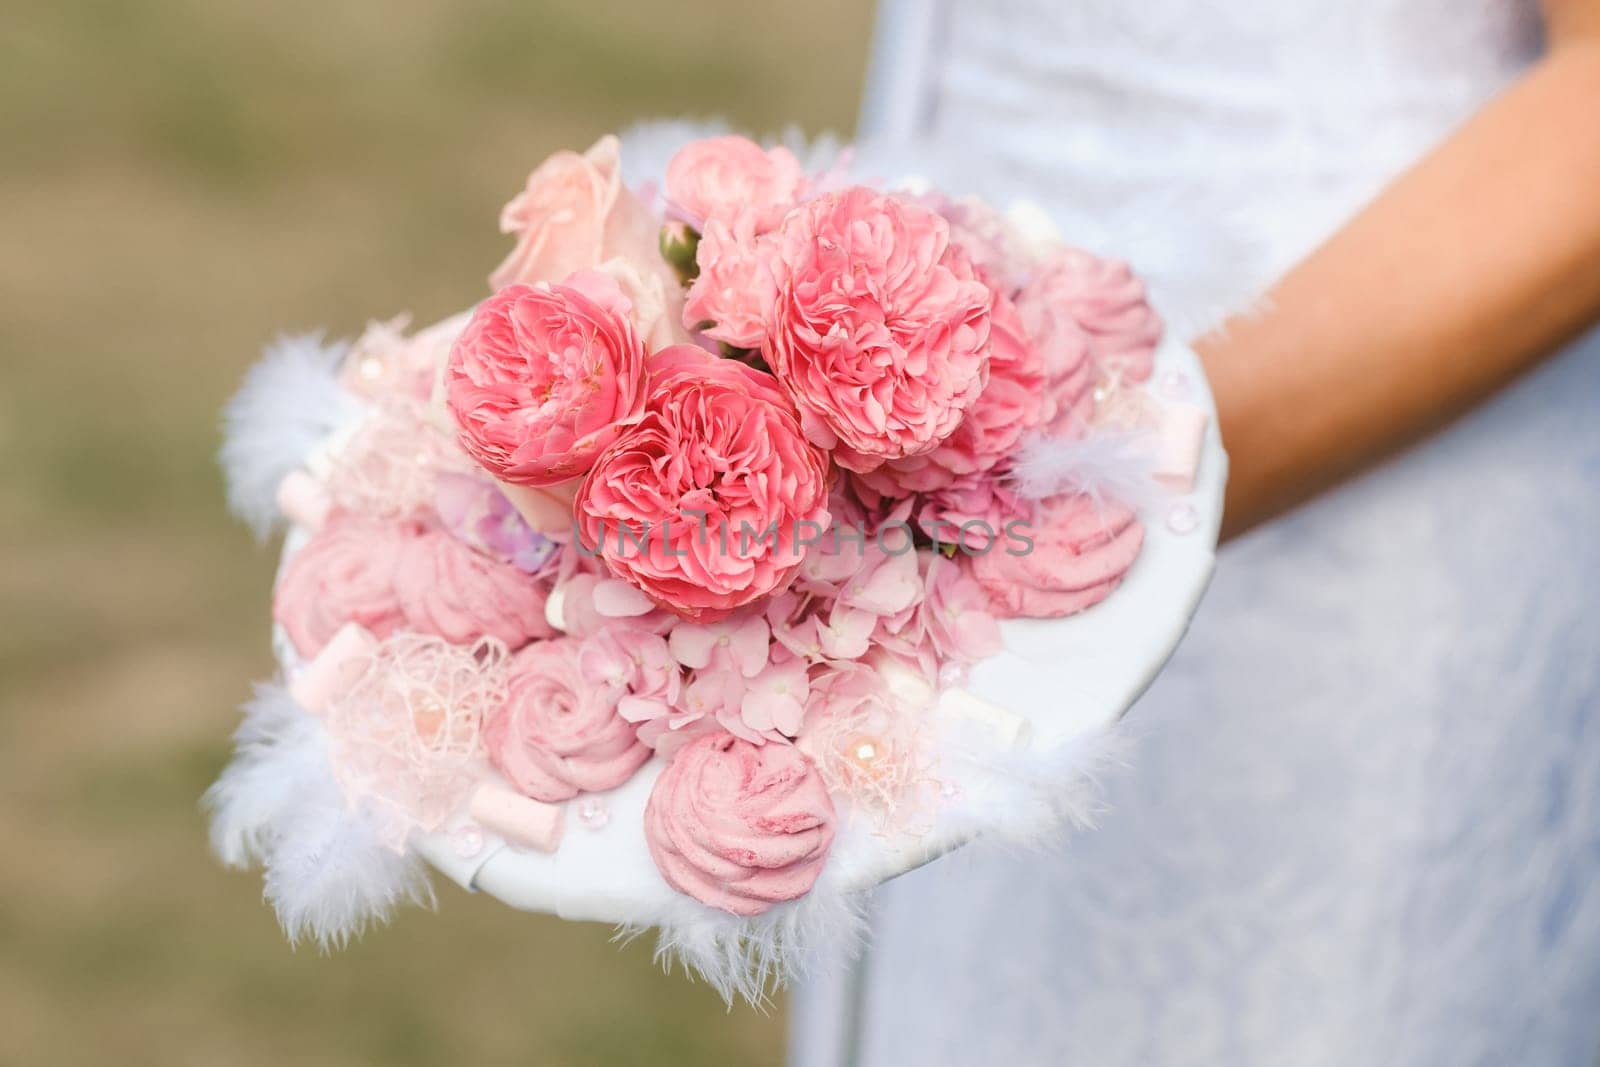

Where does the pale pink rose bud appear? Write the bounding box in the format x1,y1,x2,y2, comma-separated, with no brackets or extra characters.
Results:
489,134,669,291
658,220,700,283
644,731,836,916
484,637,651,803
575,345,831,622
664,135,805,233
446,277,648,488
764,187,995,472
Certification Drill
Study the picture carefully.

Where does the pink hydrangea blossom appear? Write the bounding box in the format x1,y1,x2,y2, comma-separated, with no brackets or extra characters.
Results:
445,275,648,487
574,345,831,621
664,135,805,232
877,552,1003,666
485,637,651,802
644,731,835,916
764,187,995,471
655,613,811,744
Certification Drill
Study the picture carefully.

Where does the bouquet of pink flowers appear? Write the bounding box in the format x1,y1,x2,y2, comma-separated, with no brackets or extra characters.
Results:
210,130,1221,1000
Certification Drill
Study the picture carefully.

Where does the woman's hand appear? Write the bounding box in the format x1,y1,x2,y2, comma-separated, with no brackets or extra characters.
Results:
1198,0,1600,540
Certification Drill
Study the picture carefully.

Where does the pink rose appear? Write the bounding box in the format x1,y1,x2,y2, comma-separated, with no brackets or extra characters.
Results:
1018,247,1162,383
858,292,1049,495
664,135,804,232
575,345,831,621
681,210,779,349
273,515,410,658
484,637,652,802
489,135,667,290
446,277,648,487
394,528,557,650
644,731,836,916
764,187,995,472
973,494,1145,618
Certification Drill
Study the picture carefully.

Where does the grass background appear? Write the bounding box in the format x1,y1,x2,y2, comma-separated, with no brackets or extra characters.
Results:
0,2,871,1062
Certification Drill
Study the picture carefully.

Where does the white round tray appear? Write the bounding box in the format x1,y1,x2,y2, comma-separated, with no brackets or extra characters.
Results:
408,334,1225,923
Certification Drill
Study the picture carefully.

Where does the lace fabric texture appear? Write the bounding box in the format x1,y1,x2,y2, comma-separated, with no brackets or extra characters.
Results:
793,2,1600,1064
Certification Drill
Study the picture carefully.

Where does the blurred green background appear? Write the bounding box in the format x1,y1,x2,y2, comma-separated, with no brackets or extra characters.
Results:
0,3,870,1063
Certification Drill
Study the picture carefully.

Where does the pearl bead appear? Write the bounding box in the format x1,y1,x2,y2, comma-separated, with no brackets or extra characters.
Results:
1166,502,1199,535
576,797,609,830
451,824,485,858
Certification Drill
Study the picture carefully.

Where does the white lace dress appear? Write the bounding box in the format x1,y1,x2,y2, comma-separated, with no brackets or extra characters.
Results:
791,2,1600,1064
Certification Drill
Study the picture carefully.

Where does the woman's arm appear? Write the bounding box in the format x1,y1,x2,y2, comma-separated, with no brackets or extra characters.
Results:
1200,0,1600,540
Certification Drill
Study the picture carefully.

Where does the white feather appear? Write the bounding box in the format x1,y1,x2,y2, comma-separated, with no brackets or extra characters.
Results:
264,790,434,951
220,334,362,539
204,683,432,950
634,861,871,1007
1008,428,1164,510
620,722,1128,1006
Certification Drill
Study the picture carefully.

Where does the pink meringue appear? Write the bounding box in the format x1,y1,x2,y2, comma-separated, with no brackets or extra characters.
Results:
485,637,651,803
394,528,556,650
644,731,836,916
973,495,1145,618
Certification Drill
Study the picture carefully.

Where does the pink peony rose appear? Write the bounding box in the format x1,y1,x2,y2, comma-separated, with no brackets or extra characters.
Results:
681,210,779,349
644,731,836,916
764,187,995,472
1018,247,1163,384
489,135,667,290
485,637,652,802
574,345,831,621
857,292,1050,495
274,515,410,658
664,135,804,233
394,527,557,650
446,276,648,487
973,494,1145,618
